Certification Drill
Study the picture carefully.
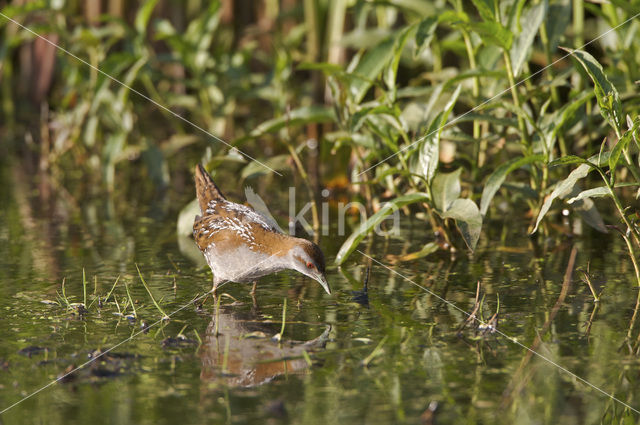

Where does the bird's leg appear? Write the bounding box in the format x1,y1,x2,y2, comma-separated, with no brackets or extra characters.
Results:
205,278,218,306
250,281,258,309
211,275,220,295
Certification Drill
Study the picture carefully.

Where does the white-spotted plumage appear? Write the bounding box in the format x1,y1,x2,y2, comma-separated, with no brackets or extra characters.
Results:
193,164,331,294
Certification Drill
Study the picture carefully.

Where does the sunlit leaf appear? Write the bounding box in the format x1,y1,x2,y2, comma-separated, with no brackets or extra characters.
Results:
440,199,483,250
350,104,397,133
415,118,440,183
568,182,640,204
438,10,469,25
414,16,438,58
510,0,547,77
610,117,640,180
567,186,610,204
470,0,495,22
248,106,335,138
480,154,544,215
545,0,570,50
549,155,599,168
385,25,416,95
416,85,462,184
177,198,200,237
532,152,610,233
562,48,623,133
539,91,593,152
135,0,160,35
387,242,439,262
432,168,462,212
608,0,640,15
567,185,607,233
470,21,513,50
335,193,430,265
350,37,396,104
241,155,290,180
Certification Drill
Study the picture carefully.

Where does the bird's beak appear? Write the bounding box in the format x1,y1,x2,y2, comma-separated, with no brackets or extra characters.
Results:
313,273,331,295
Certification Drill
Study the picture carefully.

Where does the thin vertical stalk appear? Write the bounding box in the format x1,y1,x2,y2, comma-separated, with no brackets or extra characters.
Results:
285,143,320,234
573,0,584,49
303,0,319,62
502,50,530,146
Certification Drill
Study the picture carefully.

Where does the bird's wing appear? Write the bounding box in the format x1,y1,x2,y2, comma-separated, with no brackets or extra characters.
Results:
193,214,270,253
204,200,282,234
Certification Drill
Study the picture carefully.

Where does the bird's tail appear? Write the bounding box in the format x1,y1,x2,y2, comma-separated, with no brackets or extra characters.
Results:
195,164,226,212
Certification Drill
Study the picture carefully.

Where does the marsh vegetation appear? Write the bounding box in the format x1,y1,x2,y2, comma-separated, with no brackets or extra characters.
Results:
1,0,640,423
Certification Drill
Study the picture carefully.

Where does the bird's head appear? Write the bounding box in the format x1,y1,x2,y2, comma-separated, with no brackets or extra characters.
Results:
289,239,331,295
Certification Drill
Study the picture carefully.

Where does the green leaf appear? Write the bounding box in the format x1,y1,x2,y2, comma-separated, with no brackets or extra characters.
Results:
414,16,438,58
610,117,640,179
241,155,290,180
562,48,623,133
248,106,335,138
470,0,495,22
510,0,547,77
549,155,599,168
545,0,570,50
567,185,607,233
350,104,397,133
335,193,430,265
177,198,200,237
432,168,462,212
567,186,610,204
389,242,440,262
480,154,544,215
440,199,483,250
385,25,416,94
350,37,396,104
298,62,344,74
416,115,442,184
135,0,160,34
608,0,640,15
415,85,461,184
532,152,610,233
567,182,640,206
438,10,470,26
539,91,594,151
470,21,513,50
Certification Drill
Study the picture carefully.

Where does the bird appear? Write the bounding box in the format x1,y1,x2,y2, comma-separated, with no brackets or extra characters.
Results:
192,164,331,296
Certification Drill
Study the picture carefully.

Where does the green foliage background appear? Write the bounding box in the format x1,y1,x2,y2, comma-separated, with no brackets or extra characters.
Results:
1,0,639,275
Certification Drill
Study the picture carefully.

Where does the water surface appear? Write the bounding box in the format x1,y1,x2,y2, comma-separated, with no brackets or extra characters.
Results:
0,158,639,424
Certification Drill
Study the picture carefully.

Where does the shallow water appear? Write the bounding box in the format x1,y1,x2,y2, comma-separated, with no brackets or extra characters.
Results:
1,158,639,425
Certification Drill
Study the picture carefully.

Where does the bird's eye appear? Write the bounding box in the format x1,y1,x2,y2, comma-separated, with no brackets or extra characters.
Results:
306,262,315,269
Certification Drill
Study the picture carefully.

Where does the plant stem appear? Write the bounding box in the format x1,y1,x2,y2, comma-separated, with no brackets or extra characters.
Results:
621,233,640,287
502,50,530,146
136,264,169,320
104,275,120,302
607,182,640,248
286,143,320,234
124,280,137,318
279,297,287,337
538,23,560,108
82,268,87,307
573,0,584,49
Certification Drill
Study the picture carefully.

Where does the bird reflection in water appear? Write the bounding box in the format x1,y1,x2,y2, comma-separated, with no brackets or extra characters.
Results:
199,305,330,387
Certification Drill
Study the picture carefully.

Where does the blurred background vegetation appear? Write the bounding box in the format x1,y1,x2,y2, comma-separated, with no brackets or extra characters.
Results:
3,2,640,423
1,0,639,270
